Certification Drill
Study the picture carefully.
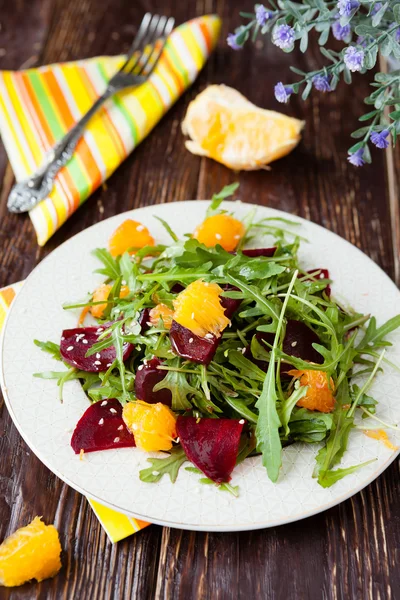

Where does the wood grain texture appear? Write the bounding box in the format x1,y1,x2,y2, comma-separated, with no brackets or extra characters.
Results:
0,0,399,598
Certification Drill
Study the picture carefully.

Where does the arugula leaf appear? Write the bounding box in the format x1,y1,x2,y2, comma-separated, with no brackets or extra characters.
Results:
255,271,298,482
228,351,266,382
139,447,187,483
318,459,376,488
154,216,179,242
280,386,308,435
206,182,239,217
153,360,195,410
185,467,240,496
357,315,400,350
34,339,61,361
235,259,286,281
92,248,120,280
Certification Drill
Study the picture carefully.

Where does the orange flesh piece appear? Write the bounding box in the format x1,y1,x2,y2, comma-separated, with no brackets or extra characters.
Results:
122,400,177,452
173,279,230,338
149,304,174,329
193,214,245,252
90,284,130,319
364,429,398,451
109,219,155,258
0,517,62,587
288,369,336,413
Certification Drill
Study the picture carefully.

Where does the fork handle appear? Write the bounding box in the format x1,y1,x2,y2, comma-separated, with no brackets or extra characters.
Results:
7,89,115,214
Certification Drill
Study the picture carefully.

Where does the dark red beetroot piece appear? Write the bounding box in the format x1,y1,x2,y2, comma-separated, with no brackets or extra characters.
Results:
305,268,331,297
135,357,172,406
71,398,135,454
220,284,242,319
242,247,277,258
245,320,323,374
176,416,245,483
138,308,151,333
170,321,218,364
60,327,133,372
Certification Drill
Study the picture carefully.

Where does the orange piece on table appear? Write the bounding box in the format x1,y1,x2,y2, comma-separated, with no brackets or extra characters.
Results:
0,517,61,587
193,214,245,251
109,219,155,257
173,279,230,338
123,400,177,452
90,283,130,319
149,303,174,329
288,369,336,413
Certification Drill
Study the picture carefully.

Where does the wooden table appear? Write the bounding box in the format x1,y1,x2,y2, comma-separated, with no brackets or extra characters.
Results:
0,1,399,598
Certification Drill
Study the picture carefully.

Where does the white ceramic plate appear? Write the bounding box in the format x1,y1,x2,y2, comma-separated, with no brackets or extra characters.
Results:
1,201,400,532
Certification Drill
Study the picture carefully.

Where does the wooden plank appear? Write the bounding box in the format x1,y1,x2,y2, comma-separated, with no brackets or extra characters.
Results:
0,0,398,598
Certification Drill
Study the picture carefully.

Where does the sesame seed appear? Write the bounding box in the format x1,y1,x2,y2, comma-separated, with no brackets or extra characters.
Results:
234,234,240,240
94,360,101,365
132,423,138,430
291,341,298,347
107,363,112,367
320,273,324,279
136,224,145,232
176,437,180,443
152,471,159,476
205,333,213,339
101,401,108,406
237,346,242,351
61,337,65,341
286,267,291,273
95,353,100,358
96,328,103,334
67,345,74,351
82,339,88,344
239,419,245,424
138,365,144,371
122,280,127,285
189,338,194,343
143,359,148,365
110,408,117,414
191,312,195,319
113,437,120,443
215,233,222,240
146,322,152,327
118,424,124,430
241,347,246,354
98,418,104,425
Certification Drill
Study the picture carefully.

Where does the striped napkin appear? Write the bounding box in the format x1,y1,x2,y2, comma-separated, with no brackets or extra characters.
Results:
0,15,221,246
0,282,150,542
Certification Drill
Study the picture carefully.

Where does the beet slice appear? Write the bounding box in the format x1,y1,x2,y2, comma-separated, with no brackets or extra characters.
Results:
138,308,151,333
170,321,219,364
305,268,331,297
71,398,135,454
60,326,133,372
220,284,242,319
135,357,172,406
176,416,244,483
171,283,185,294
242,247,277,257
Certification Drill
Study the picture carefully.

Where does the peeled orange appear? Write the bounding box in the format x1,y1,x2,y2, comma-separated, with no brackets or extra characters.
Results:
0,517,61,587
289,369,335,413
91,283,130,319
193,214,245,251
182,85,304,170
173,279,230,338
149,303,174,329
109,219,154,257
123,400,177,452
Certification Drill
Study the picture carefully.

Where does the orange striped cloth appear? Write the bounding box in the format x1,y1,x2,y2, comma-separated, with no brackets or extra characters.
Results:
0,282,150,542
0,15,221,246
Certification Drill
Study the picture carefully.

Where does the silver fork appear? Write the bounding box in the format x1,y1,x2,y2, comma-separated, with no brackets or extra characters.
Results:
7,13,175,214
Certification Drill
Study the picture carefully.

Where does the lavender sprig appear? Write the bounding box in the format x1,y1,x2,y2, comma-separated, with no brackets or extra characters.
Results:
228,2,400,165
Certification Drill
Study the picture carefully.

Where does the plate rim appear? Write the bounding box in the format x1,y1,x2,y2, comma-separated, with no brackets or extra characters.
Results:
1,200,399,532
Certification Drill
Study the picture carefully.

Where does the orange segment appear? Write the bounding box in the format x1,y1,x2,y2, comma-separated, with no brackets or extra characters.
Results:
90,284,130,319
364,429,398,451
0,517,61,587
149,304,174,329
123,400,177,452
182,85,304,171
288,369,335,413
109,219,155,257
173,279,230,338
193,214,245,251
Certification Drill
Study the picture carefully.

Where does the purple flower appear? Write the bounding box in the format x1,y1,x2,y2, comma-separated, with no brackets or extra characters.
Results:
347,148,365,166
312,75,331,92
337,0,360,17
332,20,351,41
371,2,383,15
256,5,273,26
227,32,242,50
344,46,364,72
272,24,295,49
274,82,293,103
371,129,390,149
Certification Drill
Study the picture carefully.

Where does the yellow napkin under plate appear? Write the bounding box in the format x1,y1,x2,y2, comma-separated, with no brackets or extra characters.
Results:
0,281,150,542
0,15,221,246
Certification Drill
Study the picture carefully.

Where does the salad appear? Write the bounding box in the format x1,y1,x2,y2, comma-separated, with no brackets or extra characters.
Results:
35,184,400,495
